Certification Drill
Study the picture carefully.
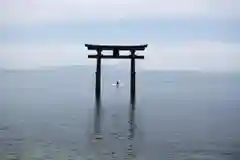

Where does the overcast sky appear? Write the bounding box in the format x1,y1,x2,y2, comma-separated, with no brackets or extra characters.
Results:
1,0,239,71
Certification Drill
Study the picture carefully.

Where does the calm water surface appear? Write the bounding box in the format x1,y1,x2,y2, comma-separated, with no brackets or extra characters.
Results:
0,69,239,160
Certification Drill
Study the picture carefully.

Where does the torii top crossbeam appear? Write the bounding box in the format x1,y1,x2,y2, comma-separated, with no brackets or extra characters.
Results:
85,44,148,51
85,44,147,59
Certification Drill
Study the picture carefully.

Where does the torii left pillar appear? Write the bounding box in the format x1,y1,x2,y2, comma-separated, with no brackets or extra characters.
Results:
94,49,102,138
95,49,102,104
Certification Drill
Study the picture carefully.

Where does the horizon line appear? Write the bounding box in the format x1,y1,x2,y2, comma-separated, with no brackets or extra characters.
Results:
1,65,239,73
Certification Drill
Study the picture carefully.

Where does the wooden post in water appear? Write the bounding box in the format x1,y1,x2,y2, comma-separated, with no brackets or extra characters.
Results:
95,49,102,105
130,50,136,107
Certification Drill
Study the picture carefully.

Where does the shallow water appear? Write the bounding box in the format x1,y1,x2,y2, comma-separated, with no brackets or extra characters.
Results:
0,69,240,159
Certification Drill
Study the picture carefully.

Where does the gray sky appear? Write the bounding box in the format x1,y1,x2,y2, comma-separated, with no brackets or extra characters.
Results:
1,0,239,71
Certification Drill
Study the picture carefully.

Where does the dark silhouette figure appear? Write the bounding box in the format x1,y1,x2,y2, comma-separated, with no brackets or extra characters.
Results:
116,80,120,88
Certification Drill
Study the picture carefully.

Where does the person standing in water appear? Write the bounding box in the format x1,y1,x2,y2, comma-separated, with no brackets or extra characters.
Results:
116,80,120,88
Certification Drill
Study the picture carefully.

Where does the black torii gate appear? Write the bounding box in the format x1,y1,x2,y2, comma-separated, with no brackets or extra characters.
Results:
85,44,148,140
85,44,147,106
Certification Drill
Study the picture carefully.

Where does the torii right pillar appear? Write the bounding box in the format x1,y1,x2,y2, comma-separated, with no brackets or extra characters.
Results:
130,50,136,108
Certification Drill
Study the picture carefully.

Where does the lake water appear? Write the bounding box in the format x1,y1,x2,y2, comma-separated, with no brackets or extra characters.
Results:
0,68,240,160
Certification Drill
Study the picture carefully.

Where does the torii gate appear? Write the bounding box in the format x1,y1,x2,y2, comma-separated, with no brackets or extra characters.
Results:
85,44,148,140
85,44,148,107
